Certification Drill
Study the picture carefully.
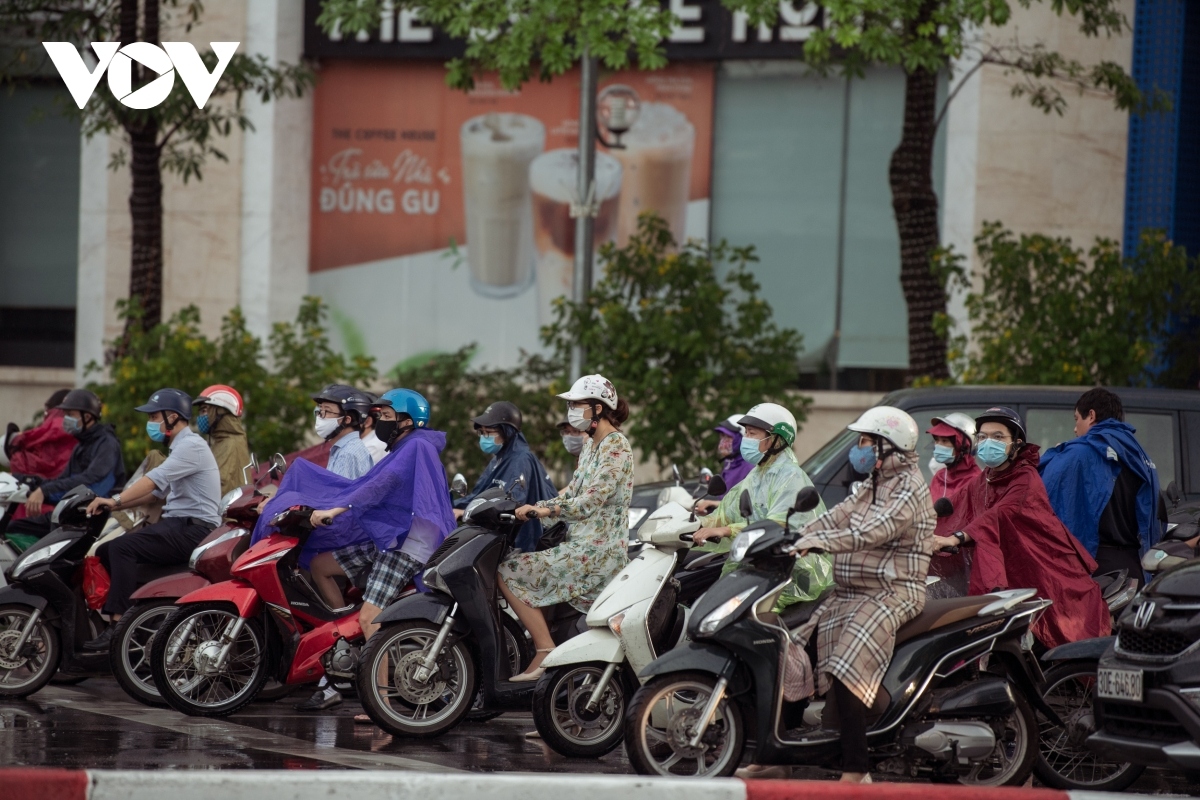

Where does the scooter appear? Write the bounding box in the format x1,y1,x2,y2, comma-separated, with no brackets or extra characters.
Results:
0,473,33,581
624,487,1057,785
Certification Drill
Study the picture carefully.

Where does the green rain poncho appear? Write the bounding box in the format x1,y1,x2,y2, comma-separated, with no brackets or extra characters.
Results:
699,448,834,610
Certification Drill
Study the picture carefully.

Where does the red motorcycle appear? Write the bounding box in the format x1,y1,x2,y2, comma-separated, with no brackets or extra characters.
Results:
150,504,404,717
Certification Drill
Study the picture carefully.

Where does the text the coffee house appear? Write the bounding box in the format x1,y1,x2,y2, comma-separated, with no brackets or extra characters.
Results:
303,0,925,388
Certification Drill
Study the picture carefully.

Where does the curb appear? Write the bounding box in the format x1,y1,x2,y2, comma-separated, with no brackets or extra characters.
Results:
0,768,1156,800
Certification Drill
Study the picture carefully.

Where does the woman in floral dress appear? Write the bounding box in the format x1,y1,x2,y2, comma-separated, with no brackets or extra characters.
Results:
502,374,635,681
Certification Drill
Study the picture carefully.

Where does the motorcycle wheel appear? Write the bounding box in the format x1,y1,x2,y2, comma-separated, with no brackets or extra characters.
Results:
624,671,744,778
357,620,476,738
150,602,269,717
110,600,176,706
1033,660,1145,791
534,662,627,758
0,604,60,698
467,612,531,723
957,681,1038,786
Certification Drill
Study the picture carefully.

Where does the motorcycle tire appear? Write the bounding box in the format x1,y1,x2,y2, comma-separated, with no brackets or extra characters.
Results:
467,612,531,723
533,662,627,758
357,620,477,738
957,680,1039,787
1033,660,1145,792
0,604,60,698
110,599,177,706
150,602,270,718
624,670,745,778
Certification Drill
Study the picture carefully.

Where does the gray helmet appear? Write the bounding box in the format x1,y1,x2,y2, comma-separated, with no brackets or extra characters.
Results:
135,388,192,421
58,389,102,419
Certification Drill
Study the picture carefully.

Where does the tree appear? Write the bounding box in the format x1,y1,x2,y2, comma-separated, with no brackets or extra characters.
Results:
1,0,313,332
727,0,1156,382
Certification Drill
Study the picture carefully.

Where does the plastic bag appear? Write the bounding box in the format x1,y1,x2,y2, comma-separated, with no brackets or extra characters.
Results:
82,555,110,611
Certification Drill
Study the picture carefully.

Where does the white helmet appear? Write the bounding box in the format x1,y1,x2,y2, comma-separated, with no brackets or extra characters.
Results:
715,414,745,435
848,406,919,452
928,412,976,441
739,403,797,446
557,374,619,410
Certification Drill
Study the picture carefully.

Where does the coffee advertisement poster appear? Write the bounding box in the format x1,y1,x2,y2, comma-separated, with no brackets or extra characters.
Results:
309,61,715,373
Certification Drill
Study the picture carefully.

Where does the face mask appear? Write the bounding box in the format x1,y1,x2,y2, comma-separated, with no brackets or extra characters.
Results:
717,435,734,458
932,444,956,464
567,406,590,431
740,437,765,465
928,456,946,475
975,439,1010,469
849,444,877,474
314,415,340,440
479,434,502,455
62,415,82,436
146,420,167,443
562,434,585,455
197,413,212,434
374,419,398,445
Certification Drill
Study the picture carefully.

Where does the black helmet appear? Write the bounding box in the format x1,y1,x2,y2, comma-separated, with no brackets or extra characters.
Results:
135,388,192,421
975,406,1027,442
311,383,358,406
472,401,522,431
58,389,102,419
339,390,375,426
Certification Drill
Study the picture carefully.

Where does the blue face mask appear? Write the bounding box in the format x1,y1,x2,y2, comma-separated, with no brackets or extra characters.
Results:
739,436,765,465
975,439,1010,469
196,413,211,434
479,434,502,455
849,444,877,474
62,415,82,436
146,420,167,443
932,444,956,464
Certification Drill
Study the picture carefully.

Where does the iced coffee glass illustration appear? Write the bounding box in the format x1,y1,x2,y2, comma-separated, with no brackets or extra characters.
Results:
611,102,694,248
529,149,622,327
460,113,546,297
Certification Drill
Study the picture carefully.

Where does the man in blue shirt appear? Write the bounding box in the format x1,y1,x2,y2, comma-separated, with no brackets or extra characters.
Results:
313,385,375,480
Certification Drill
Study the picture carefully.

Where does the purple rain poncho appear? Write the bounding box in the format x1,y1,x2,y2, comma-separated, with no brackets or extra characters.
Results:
251,428,456,568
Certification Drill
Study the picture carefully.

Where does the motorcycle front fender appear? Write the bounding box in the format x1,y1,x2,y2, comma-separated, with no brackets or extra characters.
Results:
0,584,49,611
542,627,623,669
372,589,462,629
130,572,210,601
176,578,260,618
638,640,734,681
1041,636,1115,664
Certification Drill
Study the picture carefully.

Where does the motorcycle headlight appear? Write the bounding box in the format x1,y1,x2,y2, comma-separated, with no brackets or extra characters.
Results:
423,565,449,594
188,528,247,570
697,587,756,636
462,498,487,523
219,487,244,514
12,539,72,579
729,530,765,563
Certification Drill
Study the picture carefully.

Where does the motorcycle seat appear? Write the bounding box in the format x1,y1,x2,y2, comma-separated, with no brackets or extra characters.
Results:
895,594,999,645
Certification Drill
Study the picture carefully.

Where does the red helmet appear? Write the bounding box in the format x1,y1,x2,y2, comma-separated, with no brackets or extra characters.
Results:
194,384,244,417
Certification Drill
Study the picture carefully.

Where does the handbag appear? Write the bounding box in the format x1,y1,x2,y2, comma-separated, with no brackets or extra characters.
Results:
535,520,569,552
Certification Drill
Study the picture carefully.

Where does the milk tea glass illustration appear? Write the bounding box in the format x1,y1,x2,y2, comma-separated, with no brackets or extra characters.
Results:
611,102,695,248
529,149,622,327
460,113,546,297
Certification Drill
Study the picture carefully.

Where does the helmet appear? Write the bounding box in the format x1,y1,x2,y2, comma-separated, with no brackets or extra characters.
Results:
339,391,376,426
58,389,102,419
381,388,430,428
557,374,618,410
311,383,358,406
848,406,919,452
194,384,244,417
927,412,976,442
739,403,797,446
135,388,193,421
472,401,522,430
714,414,745,436
975,406,1027,442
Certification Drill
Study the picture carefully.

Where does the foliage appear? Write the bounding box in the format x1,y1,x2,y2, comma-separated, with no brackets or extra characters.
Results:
543,214,808,473
86,298,376,472
317,0,676,91
948,223,1199,387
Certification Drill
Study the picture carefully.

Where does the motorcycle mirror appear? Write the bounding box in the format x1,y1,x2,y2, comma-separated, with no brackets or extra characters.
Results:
792,487,820,514
701,475,726,499
507,474,526,498
1163,481,1182,510
699,467,713,484
242,455,256,486
738,489,753,520
269,453,287,479
451,473,468,497
672,464,682,485
933,498,954,518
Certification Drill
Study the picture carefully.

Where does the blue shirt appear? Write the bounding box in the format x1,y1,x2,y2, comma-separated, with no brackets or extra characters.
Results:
146,427,222,526
327,433,374,480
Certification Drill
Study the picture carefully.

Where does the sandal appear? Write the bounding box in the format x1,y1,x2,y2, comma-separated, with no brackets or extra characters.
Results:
509,647,554,683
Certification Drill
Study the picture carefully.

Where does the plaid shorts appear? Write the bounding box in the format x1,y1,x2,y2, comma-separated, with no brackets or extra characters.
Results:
332,542,423,609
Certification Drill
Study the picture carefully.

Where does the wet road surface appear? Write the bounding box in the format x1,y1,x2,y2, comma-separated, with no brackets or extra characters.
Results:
0,677,1196,794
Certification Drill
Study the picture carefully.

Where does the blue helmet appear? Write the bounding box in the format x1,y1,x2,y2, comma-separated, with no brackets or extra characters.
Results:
381,388,430,428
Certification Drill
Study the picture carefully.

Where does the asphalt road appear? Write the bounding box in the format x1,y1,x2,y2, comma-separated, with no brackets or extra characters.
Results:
0,677,1196,794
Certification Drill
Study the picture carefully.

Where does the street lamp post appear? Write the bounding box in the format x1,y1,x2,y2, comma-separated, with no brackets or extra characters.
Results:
569,50,599,382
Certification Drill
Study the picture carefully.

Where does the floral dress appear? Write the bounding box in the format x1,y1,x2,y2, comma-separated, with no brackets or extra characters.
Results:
498,431,634,612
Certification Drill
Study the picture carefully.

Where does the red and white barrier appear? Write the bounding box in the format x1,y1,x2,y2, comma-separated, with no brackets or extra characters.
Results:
0,768,1149,800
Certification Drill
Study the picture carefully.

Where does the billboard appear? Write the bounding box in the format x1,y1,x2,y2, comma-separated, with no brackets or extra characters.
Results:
308,61,715,374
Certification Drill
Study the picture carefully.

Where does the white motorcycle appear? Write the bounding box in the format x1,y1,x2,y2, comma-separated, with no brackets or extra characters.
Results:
0,473,33,585
530,475,728,757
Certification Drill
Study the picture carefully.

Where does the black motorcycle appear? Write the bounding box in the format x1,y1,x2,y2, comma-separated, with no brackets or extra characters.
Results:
623,487,1056,784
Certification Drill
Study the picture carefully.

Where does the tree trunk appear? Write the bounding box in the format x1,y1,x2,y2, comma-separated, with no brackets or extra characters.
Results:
889,67,949,382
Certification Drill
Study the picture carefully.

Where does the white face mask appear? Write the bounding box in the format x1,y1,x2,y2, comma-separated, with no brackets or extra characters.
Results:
562,434,586,455
314,415,340,440
928,456,946,475
567,406,590,431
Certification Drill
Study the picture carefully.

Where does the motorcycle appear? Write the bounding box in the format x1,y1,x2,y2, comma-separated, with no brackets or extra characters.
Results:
623,487,1056,785
0,473,33,580
530,476,729,757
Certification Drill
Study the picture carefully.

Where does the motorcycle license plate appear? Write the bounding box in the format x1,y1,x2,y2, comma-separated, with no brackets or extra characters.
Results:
1097,668,1143,702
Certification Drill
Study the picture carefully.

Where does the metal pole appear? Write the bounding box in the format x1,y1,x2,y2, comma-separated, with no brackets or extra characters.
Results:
829,75,852,391
570,48,599,382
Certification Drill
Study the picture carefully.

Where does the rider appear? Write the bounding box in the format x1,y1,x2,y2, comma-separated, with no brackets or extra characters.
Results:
192,384,251,495
505,375,635,682
83,389,221,651
359,392,389,465
774,406,936,784
4,389,125,542
713,414,753,496
933,407,1110,648
924,413,980,596
3,388,76,490
558,417,587,460
312,384,375,480
453,401,557,552
692,402,833,610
